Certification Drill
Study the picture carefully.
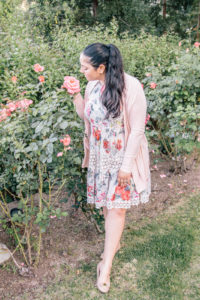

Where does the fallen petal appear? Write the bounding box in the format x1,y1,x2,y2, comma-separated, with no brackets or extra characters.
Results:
160,174,166,178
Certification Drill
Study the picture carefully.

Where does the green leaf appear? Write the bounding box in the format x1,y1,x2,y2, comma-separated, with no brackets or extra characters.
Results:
60,121,68,129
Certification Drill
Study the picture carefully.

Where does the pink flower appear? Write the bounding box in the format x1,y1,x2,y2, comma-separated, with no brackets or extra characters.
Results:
151,149,155,153
145,73,152,77
21,91,27,96
194,42,200,48
62,76,80,94
160,174,166,178
57,152,63,157
0,108,11,122
34,64,44,72
178,41,182,47
65,146,71,150
141,83,144,89
50,215,56,219
93,129,101,141
167,183,173,188
183,180,187,183
38,75,45,83
11,76,17,83
150,82,157,89
145,114,150,125
60,134,71,146
16,99,33,111
86,106,91,117
7,102,17,112
115,139,122,150
153,165,158,170
178,191,183,194
111,194,115,201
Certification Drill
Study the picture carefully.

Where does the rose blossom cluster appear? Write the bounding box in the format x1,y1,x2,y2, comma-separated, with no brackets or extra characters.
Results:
34,64,44,72
0,99,33,122
33,63,45,83
62,76,80,94
57,134,71,157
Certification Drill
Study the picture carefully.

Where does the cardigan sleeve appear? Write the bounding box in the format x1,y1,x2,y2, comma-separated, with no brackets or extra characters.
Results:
73,82,91,120
120,81,147,173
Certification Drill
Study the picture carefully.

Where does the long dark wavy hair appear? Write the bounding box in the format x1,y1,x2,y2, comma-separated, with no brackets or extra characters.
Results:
83,43,125,118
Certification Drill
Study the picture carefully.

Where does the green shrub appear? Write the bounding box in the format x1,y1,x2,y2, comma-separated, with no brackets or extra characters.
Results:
143,44,200,165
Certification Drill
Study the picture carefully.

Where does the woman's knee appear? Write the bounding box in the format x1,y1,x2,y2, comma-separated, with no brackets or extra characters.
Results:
109,208,126,218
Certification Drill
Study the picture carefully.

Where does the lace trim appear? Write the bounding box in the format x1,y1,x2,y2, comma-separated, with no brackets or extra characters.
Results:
87,189,150,210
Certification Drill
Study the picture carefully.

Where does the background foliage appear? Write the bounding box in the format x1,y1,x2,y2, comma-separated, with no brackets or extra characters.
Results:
26,0,200,41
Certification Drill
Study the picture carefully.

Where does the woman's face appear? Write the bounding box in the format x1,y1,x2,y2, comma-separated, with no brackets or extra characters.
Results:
80,53,105,82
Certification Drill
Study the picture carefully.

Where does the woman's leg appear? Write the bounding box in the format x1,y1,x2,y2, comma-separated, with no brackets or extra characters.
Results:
101,207,121,259
97,208,126,287
103,206,108,220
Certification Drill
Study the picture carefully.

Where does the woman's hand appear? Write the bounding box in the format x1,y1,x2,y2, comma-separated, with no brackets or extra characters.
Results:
117,170,132,187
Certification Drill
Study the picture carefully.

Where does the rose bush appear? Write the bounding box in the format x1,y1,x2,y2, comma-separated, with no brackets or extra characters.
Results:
142,44,200,168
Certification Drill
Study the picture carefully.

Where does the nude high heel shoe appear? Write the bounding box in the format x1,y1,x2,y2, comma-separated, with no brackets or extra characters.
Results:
96,261,111,293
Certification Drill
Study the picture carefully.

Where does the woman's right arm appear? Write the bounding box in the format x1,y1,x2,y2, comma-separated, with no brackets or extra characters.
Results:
73,82,90,120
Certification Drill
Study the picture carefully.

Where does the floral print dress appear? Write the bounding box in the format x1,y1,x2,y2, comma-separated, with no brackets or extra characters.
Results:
84,82,150,209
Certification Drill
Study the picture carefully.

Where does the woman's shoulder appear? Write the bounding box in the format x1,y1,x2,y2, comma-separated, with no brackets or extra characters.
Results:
124,73,141,90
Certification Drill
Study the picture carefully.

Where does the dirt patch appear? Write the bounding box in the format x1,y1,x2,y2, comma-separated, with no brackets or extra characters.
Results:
0,154,200,300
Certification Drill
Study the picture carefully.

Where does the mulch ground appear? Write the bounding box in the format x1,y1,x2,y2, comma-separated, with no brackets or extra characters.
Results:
0,153,200,300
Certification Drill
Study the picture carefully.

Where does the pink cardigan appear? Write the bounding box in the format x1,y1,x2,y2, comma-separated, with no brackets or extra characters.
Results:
73,73,150,193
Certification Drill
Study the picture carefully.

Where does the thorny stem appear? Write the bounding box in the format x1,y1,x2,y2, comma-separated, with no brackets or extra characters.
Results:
34,161,43,266
26,228,32,265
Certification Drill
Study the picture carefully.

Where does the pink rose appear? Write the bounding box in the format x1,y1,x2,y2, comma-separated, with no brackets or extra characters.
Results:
150,82,157,89
178,41,182,47
38,75,45,83
7,102,17,112
57,152,63,157
15,99,33,111
145,114,150,125
194,42,200,48
145,73,152,77
160,174,166,178
60,134,71,146
141,83,144,89
0,109,11,122
34,64,44,72
11,76,17,83
62,76,80,94
50,215,56,219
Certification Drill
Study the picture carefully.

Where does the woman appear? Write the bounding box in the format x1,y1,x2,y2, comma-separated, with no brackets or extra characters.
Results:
73,43,151,293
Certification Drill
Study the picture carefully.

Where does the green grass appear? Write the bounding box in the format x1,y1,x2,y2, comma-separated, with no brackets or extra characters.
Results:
19,194,200,300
